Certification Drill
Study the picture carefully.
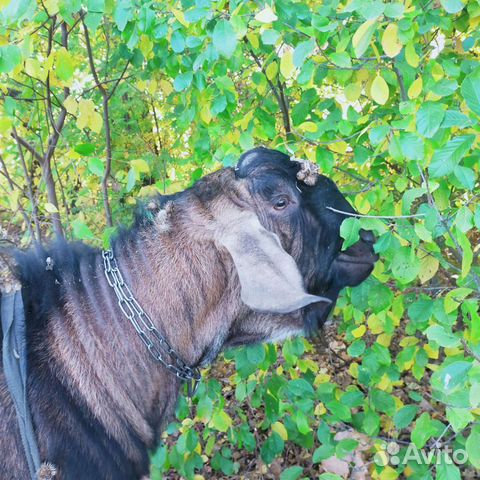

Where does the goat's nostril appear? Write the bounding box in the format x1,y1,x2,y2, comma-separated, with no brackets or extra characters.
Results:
359,229,375,244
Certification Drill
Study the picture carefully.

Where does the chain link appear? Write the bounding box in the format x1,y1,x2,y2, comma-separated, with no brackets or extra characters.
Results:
102,249,201,396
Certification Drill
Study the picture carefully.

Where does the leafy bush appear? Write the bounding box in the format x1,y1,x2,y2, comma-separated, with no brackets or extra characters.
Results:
0,0,479,478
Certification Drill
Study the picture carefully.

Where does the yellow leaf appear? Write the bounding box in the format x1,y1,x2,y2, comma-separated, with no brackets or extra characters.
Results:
271,422,288,440
368,314,384,334
139,35,153,58
147,80,157,95
418,255,439,284
44,202,58,213
77,99,102,133
444,288,472,313
424,344,439,359
130,159,150,173
344,83,361,102
24,58,47,81
64,96,78,115
405,42,420,67
314,372,331,386
408,76,422,99
280,49,294,79
137,80,147,91
377,373,393,391
266,61,278,81
298,121,317,133
431,63,444,81
352,324,366,338
200,103,211,124
171,8,188,27
0,116,12,134
43,0,59,15
377,333,392,347
246,32,259,49
349,362,359,378
399,336,419,347
370,75,389,105
160,79,173,96
314,403,327,416
329,141,348,154
445,347,462,356
379,465,399,480
381,23,402,57
352,19,376,58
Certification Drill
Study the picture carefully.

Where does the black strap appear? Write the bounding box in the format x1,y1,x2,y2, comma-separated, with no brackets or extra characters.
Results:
1,290,41,479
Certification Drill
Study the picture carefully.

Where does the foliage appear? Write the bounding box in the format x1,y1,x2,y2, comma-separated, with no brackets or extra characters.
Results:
0,0,479,478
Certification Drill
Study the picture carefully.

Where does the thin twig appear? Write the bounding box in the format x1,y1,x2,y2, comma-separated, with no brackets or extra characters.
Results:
325,206,425,219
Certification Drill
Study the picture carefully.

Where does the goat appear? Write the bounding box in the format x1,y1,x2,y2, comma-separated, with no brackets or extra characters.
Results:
0,147,377,479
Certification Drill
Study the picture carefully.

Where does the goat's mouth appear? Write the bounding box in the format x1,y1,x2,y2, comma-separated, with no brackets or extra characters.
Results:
336,252,379,265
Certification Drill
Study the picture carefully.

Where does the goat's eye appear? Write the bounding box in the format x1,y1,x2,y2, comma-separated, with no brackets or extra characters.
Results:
273,197,289,210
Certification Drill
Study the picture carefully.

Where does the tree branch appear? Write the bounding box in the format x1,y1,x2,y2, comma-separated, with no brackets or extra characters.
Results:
82,18,113,227
12,127,42,241
243,37,291,137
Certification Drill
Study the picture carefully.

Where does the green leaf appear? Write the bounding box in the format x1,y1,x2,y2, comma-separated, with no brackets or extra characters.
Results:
370,389,396,416
260,432,284,464
330,52,351,68
55,48,74,81
461,68,480,116
114,0,133,31
352,19,376,58
211,410,232,432
0,45,22,73
416,102,445,138
429,135,475,178
454,166,475,190
212,19,237,58
313,443,335,463
280,466,303,480
71,219,94,240
431,361,472,395
335,439,358,458
411,412,436,448
261,29,280,45
293,39,315,69
173,71,193,92
170,30,185,53
446,407,473,432
384,3,404,18
393,405,418,429
391,246,420,283
441,110,472,128
425,325,460,347
326,400,352,421
75,143,96,156
87,158,104,176
340,217,361,249
466,425,480,468
440,0,465,14
436,454,462,480
399,132,424,160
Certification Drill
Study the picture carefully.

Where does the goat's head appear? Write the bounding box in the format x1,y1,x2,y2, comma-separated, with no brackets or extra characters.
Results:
150,147,378,348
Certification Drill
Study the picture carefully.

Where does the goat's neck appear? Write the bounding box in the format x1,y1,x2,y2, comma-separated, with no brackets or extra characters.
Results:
115,230,240,369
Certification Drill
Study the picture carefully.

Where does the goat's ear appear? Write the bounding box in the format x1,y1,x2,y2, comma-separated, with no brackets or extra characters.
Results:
216,210,330,313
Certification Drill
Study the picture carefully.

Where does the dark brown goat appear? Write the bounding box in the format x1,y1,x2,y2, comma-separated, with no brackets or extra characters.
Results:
0,148,377,479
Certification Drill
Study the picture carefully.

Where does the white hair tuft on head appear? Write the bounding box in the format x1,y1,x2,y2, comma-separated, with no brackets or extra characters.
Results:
290,156,320,186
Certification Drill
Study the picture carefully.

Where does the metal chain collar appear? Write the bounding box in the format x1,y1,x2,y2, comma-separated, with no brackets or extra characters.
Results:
102,249,201,397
